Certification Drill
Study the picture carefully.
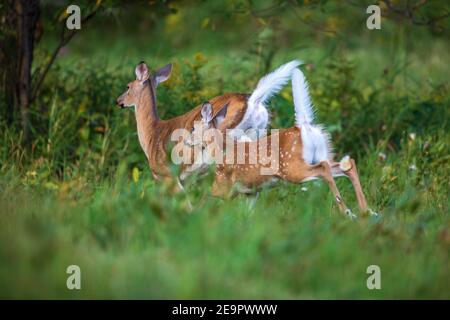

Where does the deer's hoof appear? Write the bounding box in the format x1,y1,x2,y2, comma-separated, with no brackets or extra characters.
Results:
345,209,357,220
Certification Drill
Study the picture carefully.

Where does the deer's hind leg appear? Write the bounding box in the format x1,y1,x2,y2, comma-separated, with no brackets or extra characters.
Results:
331,156,377,216
302,161,356,219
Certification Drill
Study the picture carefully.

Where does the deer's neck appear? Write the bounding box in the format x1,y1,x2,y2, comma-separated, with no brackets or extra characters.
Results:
135,83,159,159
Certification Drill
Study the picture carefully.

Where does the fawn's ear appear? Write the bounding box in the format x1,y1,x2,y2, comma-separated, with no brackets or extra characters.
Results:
154,63,172,85
135,62,150,81
201,102,214,125
213,103,229,128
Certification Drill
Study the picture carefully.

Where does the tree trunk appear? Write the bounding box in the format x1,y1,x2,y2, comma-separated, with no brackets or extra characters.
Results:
15,0,40,144
0,1,18,125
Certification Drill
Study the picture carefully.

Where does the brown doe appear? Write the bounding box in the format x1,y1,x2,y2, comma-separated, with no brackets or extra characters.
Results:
116,60,301,190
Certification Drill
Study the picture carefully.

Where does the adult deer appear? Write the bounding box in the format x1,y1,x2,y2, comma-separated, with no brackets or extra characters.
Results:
190,67,377,218
116,60,301,189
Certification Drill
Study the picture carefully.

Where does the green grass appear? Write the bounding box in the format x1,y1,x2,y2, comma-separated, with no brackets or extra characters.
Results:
0,133,448,299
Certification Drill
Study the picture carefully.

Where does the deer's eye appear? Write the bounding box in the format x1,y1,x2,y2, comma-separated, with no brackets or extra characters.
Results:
127,85,130,90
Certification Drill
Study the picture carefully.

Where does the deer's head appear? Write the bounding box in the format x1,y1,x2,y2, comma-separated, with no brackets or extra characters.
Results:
116,61,172,109
187,102,228,146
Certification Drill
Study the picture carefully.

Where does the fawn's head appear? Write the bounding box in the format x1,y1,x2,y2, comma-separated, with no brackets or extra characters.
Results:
188,102,229,146
116,61,172,108
183,102,229,167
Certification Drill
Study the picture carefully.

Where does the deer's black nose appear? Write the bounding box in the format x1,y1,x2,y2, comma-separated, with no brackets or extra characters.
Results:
116,97,125,108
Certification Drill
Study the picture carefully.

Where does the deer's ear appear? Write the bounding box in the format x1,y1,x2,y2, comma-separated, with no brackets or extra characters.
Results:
213,103,229,128
154,63,172,85
135,62,149,81
200,102,214,124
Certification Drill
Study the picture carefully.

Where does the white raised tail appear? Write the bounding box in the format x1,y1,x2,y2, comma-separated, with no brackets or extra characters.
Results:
292,67,315,126
291,67,333,164
231,60,301,139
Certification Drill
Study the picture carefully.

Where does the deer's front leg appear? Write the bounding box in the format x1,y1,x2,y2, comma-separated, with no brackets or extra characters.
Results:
157,176,181,193
157,175,193,211
211,172,235,199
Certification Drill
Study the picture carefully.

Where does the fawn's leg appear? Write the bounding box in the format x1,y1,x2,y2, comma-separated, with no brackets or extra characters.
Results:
331,156,374,215
305,161,356,218
245,192,259,210
211,174,234,199
176,178,193,211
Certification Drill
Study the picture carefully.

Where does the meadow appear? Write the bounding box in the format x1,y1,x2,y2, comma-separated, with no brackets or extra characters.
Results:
0,1,449,299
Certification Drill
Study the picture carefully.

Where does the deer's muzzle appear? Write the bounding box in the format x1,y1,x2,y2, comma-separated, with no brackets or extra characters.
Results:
116,96,125,108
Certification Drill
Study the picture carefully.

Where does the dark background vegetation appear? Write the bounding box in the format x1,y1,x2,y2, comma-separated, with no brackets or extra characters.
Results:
0,0,449,298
